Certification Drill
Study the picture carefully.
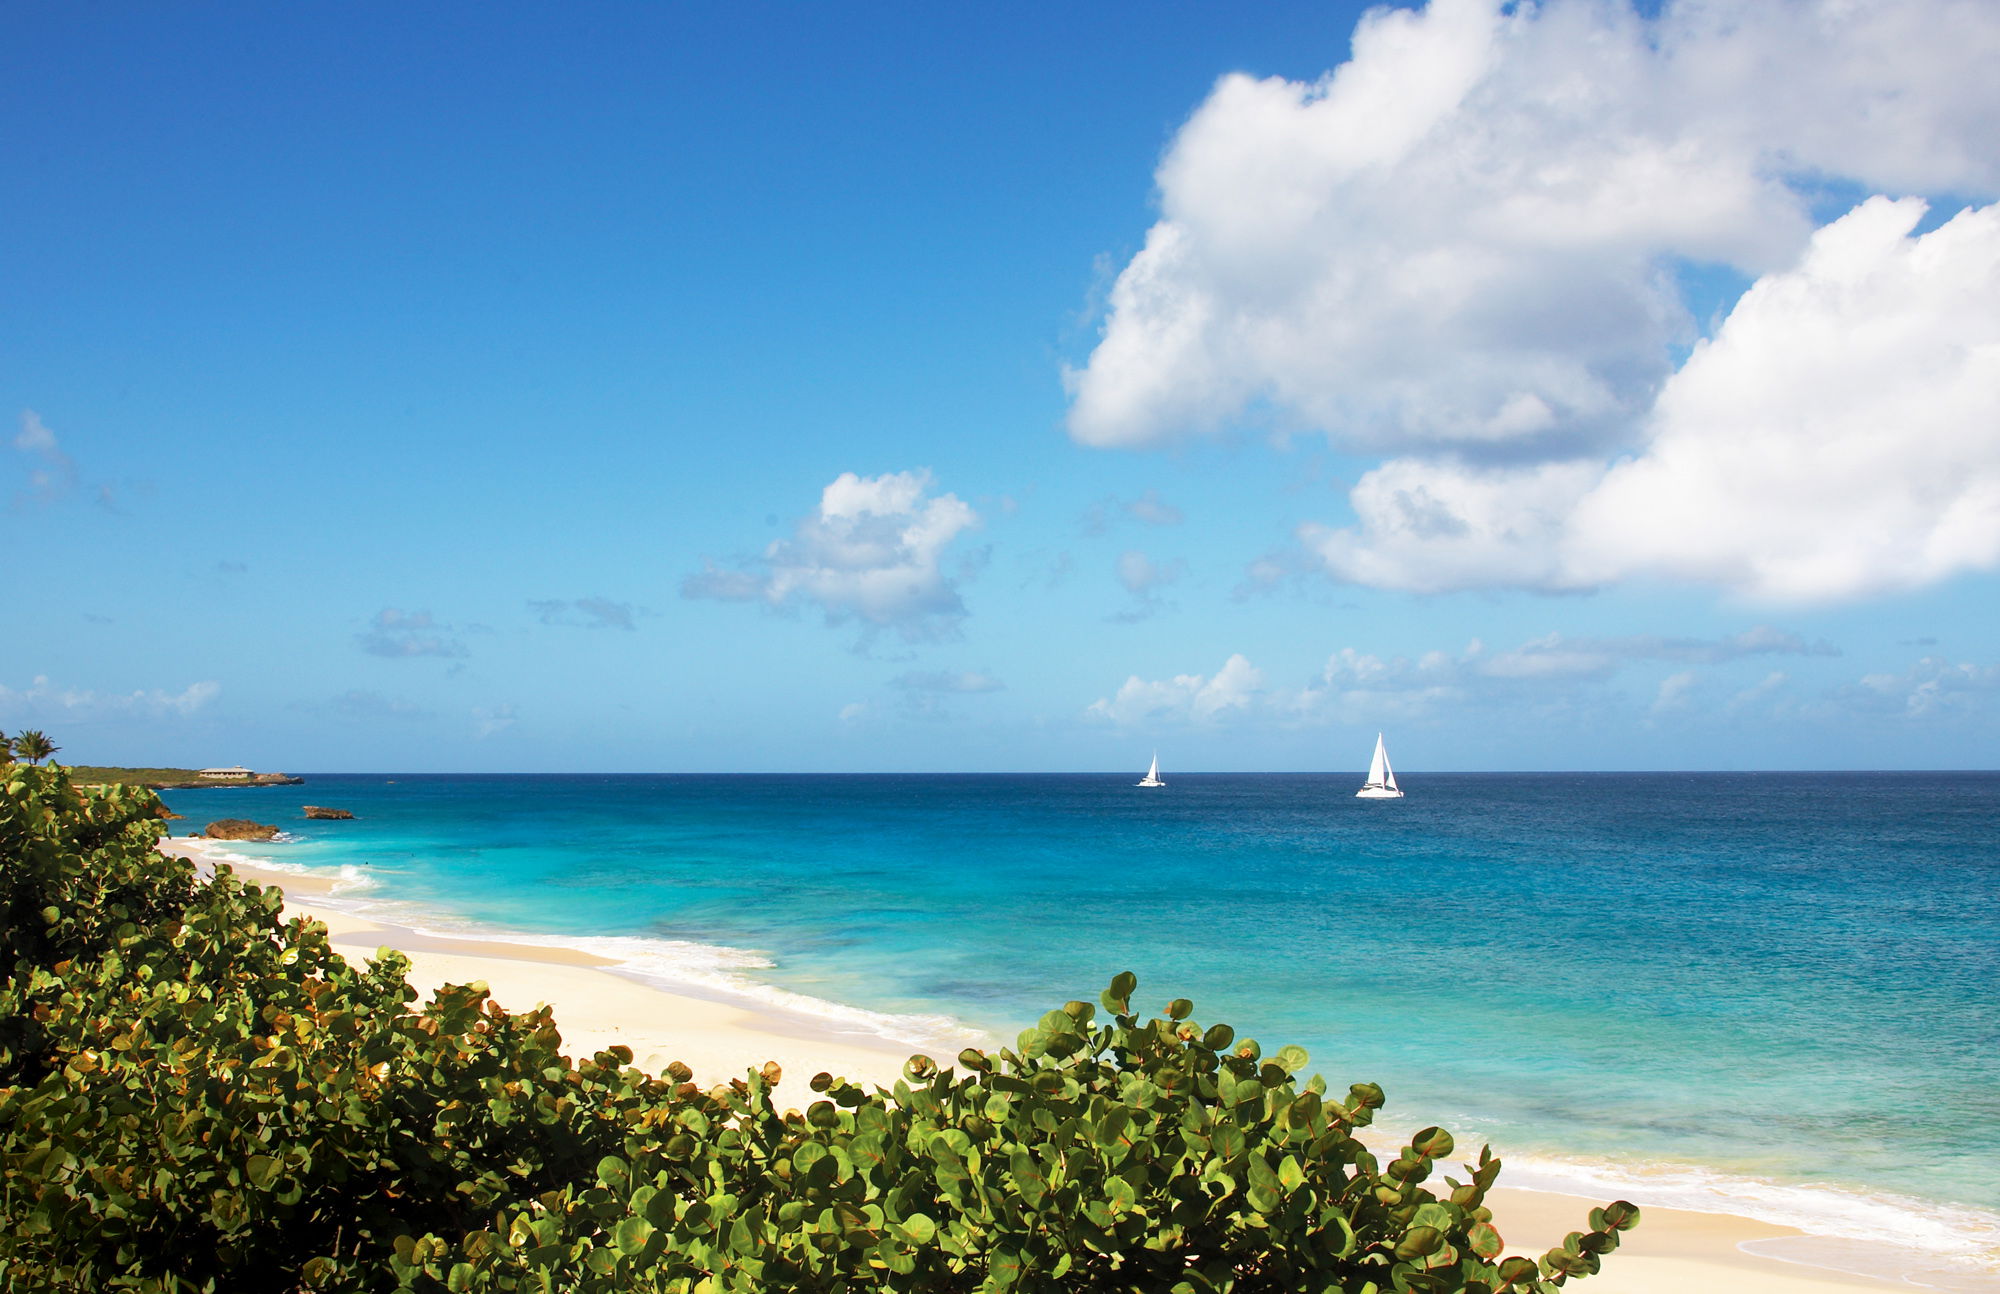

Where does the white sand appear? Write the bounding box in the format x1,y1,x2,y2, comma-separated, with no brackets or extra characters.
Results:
159,836,1959,1292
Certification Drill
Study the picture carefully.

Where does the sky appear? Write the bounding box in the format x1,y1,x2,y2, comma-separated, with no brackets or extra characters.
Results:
4,0,1998,773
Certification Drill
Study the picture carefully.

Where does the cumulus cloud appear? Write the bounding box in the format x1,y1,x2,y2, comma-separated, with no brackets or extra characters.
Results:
0,675,219,719
358,609,468,658
1070,0,2000,455
1071,0,2000,605
531,597,638,630
683,469,980,641
1566,198,2000,601
1086,653,1264,726
1307,198,2000,601
12,410,80,506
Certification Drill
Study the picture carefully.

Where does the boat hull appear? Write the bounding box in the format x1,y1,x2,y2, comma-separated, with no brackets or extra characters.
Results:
1355,786,1404,799
1137,778,1165,788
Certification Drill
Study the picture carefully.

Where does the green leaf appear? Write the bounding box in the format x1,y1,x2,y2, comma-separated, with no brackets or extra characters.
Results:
613,1216,655,1256
1393,1226,1443,1261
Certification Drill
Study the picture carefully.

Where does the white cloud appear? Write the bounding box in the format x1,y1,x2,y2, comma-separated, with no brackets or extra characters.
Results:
1306,198,2000,601
838,702,869,723
1652,670,1697,715
1566,198,2000,601
12,409,80,505
1086,653,1264,726
471,703,517,739
1069,0,2000,456
1292,626,1826,722
1854,656,2000,718
1302,457,1603,594
0,675,220,720
1070,0,2000,606
1725,670,1789,714
684,469,980,641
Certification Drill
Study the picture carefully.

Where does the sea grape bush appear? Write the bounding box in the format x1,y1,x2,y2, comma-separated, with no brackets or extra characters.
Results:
0,761,1639,1292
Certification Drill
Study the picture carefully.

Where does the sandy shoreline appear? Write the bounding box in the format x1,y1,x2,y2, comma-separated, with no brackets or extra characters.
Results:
159,837,1983,1292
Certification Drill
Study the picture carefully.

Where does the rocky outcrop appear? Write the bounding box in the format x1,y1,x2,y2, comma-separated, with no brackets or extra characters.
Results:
302,806,354,820
205,819,280,841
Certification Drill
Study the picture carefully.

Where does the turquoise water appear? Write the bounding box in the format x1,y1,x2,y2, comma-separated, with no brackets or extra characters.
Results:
164,772,2000,1277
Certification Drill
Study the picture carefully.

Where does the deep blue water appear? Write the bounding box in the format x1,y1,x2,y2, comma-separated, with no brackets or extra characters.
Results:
163,771,2000,1265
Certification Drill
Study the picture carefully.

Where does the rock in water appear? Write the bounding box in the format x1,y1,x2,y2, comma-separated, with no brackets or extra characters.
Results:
205,819,279,841
302,805,355,820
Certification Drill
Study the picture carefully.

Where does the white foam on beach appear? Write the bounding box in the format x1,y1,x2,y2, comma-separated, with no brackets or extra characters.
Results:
1455,1140,2000,1288
433,927,994,1055
220,866,990,1056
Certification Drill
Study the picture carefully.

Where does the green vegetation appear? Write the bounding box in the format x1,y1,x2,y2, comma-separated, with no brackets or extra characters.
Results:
10,729,56,765
61,765,208,788
2,756,1637,1292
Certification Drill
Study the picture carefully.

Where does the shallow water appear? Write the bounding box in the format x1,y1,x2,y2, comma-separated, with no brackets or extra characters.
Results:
164,771,2000,1278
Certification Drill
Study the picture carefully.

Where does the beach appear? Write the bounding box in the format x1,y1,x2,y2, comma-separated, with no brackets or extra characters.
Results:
161,833,1946,1294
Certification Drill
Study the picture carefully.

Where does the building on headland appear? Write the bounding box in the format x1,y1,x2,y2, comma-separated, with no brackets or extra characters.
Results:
197,766,255,781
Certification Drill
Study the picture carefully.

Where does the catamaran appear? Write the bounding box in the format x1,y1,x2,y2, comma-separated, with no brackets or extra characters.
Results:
1355,733,1404,799
1137,753,1165,788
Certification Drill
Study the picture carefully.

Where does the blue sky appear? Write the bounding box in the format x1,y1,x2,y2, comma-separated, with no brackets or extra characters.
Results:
6,0,1998,772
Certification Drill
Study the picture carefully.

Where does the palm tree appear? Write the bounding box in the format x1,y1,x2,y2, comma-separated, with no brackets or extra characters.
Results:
0,730,12,763
12,730,57,765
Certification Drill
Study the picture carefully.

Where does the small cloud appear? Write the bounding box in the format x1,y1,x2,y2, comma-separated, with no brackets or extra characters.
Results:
471,703,517,739
683,469,980,642
1847,656,2000,718
12,409,80,507
358,609,468,659
0,674,219,720
1726,671,1789,714
530,597,639,630
1087,653,1264,726
216,561,249,575
891,669,1005,694
1111,549,1186,622
838,702,869,723
1652,671,1697,715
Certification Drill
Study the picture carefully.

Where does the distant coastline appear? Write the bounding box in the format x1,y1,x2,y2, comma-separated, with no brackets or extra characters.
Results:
66,765,304,790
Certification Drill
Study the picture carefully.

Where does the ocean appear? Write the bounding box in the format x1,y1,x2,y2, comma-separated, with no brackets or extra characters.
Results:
161,771,2000,1287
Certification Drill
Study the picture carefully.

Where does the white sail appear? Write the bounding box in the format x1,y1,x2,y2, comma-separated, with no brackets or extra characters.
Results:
1137,752,1165,787
1356,732,1405,799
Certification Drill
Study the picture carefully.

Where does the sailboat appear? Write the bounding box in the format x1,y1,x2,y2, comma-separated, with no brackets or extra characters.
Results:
1355,733,1404,799
1136,753,1165,788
